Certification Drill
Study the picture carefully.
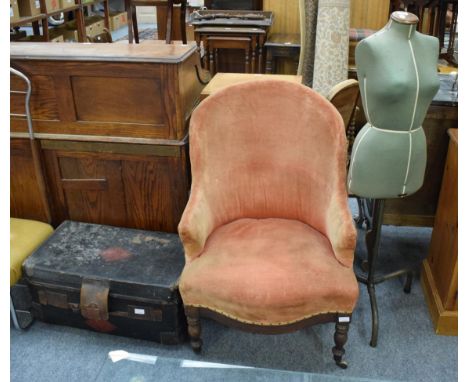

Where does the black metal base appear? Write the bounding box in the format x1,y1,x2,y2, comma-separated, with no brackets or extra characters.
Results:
354,198,416,348
10,283,35,330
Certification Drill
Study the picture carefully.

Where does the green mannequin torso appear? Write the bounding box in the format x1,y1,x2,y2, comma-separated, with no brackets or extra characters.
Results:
348,12,440,198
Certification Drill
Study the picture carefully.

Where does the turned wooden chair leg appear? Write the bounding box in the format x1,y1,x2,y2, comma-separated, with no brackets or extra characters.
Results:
332,317,350,369
404,271,413,294
185,306,202,353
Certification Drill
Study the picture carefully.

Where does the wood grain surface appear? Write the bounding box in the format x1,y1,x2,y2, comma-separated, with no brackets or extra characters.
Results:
10,139,49,222
10,44,200,231
10,41,198,63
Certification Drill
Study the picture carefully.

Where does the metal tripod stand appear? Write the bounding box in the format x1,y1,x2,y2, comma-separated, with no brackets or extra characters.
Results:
354,198,414,347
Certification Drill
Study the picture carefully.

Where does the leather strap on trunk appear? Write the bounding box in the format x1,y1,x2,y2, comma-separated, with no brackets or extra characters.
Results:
80,279,110,321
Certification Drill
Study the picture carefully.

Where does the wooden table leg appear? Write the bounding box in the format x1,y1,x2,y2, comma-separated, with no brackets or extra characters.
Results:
251,39,256,73
244,45,250,73
209,47,214,77
41,17,49,41
265,47,273,74
103,0,110,30
75,6,85,42
132,4,139,43
201,35,208,69
195,33,201,50
437,1,448,53
166,0,174,44
179,0,187,44
125,0,133,43
258,34,265,73
32,21,40,36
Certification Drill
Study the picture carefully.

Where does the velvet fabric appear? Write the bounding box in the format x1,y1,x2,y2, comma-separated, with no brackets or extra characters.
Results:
10,218,54,286
178,80,358,325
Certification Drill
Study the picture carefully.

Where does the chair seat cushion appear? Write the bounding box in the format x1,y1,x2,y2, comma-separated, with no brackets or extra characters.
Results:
10,218,53,286
179,218,359,325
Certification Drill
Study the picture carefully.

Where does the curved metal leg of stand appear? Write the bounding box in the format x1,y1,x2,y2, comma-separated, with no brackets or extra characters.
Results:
10,295,21,330
367,284,379,347
357,198,418,347
354,197,367,228
360,259,369,273
364,199,385,348
404,271,413,294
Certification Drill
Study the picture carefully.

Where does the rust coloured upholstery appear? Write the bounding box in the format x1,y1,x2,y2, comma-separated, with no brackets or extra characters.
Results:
178,79,358,326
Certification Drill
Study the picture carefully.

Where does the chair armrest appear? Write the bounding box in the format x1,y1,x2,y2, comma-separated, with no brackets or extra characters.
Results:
178,189,215,263
324,194,357,268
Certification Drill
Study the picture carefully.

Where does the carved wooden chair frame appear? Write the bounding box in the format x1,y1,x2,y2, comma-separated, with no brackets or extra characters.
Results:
185,306,352,369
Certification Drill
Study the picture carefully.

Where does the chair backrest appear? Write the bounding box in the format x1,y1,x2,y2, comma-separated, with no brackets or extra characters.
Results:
188,79,348,234
326,79,360,132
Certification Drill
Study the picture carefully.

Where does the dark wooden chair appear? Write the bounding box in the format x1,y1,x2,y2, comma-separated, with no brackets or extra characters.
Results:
125,0,187,44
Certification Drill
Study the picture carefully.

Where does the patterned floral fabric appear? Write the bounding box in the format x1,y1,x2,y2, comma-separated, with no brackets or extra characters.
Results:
298,0,319,88
312,0,351,96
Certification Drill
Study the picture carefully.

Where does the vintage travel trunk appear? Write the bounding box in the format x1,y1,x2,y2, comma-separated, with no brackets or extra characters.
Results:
23,221,187,344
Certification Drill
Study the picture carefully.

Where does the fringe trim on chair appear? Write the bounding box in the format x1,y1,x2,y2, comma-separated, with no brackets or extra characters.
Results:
186,304,352,326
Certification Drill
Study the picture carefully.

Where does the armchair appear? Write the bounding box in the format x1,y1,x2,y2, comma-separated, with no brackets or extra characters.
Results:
178,80,359,368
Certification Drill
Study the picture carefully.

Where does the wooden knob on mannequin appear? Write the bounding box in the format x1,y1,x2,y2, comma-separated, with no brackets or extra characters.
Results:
391,11,419,25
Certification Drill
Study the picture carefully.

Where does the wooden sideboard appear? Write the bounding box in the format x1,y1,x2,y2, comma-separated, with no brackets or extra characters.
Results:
10,41,204,233
382,74,458,226
422,129,457,335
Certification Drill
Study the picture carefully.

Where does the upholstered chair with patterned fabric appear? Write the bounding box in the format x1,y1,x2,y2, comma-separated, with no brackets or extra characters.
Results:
178,80,359,368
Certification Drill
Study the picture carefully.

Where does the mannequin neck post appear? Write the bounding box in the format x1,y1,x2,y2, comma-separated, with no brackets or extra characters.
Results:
386,11,418,40
386,18,417,40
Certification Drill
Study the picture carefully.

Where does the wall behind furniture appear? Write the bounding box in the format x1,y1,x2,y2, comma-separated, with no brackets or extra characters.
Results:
350,0,389,29
264,0,390,35
263,0,300,35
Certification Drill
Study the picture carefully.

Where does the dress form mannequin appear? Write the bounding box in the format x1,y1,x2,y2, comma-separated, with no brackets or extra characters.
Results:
348,11,440,198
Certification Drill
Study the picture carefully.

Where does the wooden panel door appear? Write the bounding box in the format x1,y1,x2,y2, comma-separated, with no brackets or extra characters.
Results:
43,150,128,227
122,156,189,232
42,141,190,233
